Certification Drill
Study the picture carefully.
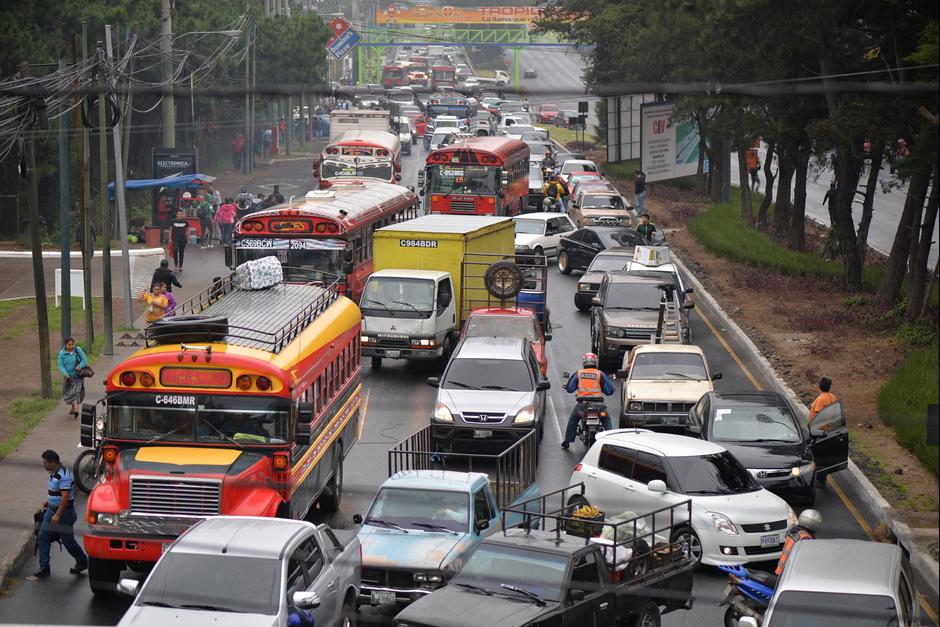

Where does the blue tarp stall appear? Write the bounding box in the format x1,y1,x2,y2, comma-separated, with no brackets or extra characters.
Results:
107,173,216,199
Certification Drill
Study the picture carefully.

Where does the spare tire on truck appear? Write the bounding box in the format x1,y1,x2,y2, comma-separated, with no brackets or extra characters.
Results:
147,315,229,344
484,260,523,300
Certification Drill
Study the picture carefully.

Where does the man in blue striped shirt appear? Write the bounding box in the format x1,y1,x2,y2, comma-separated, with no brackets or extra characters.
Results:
27,450,88,581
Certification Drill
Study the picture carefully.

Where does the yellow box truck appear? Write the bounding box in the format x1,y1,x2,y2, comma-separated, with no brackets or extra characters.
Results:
362,215,514,367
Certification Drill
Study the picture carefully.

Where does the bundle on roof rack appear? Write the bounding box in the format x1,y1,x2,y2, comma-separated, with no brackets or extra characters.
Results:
235,256,283,290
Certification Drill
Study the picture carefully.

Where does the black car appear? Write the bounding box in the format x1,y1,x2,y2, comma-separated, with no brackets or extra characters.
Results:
685,391,849,504
557,227,648,274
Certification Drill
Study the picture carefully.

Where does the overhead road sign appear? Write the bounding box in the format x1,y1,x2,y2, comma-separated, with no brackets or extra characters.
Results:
326,17,362,60
376,4,543,25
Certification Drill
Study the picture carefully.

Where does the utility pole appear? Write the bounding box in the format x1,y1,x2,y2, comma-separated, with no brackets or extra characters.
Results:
243,28,251,174
58,58,71,341
21,61,53,399
106,26,134,329
79,26,94,346
160,0,175,148
250,25,257,171
96,42,114,355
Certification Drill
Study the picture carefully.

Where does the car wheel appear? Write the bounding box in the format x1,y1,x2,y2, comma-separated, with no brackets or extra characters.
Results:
575,299,590,312
670,526,703,567
558,251,571,274
533,246,544,258
632,600,661,627
342,592,358,627
321,447,344,512
805,478,817,505
88,558,122,596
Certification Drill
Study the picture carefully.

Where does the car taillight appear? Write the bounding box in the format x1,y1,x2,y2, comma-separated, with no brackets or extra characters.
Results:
139,372,155,387
256,376,272,391
236,375,252,390
119,371,136,386
574,463,583,472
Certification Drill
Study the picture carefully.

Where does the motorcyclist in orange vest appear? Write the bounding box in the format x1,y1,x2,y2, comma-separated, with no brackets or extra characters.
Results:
561,353,614,449
774,509,821,577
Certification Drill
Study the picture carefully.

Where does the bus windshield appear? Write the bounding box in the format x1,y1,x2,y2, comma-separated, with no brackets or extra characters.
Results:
321,160,393,182
428,164,498,195
108,393,291,445
234,238,345,279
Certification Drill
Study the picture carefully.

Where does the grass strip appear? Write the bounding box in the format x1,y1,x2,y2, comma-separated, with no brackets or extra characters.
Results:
0,394,59,460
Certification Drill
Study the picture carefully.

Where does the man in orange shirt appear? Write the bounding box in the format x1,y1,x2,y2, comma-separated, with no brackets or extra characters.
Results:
808,377,838,423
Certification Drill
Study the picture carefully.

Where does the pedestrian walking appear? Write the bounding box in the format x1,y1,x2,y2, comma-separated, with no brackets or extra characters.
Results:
197,197,214,248
263,128,273,157
808,377,839,424
215,198,237,246
634,170,647,216
26,450,88,581
150,259,182,293
746,147,761,191
170,209,189,272
162,283,177,316
139,284,169,323
57,338,88,418
232,133,246,169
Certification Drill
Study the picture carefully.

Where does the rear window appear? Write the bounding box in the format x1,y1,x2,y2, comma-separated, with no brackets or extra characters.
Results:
465,315,538,342
767,590,898,627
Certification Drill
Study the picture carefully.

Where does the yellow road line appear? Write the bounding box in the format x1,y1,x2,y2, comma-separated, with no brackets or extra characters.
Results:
695,308,764,391
831,475,939,625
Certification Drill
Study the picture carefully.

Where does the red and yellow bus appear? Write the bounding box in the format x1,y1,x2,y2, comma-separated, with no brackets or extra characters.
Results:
80,274,362,594
421,136,530,216
382,65,405,88
315,130,402,189
431,65,456,91
230,182,418,300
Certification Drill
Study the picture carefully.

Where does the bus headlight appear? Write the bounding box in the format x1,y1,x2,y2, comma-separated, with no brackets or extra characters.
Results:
90,512,116,526
433,403,454,422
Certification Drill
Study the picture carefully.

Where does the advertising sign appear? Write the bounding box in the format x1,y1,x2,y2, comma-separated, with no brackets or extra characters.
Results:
640,103,705,182
326,17,362,60
151,147,198,225
377,4,542,25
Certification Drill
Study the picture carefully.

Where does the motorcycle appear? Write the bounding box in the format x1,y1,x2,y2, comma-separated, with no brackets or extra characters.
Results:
575,398,608,446
717,564,775,627
542,196,561,212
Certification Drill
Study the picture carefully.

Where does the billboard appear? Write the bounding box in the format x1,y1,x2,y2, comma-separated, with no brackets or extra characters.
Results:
640,103,704,182
377,5,542,25
606,94,656,163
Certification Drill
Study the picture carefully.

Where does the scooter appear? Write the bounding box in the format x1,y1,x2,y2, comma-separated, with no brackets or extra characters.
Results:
717,564,775,627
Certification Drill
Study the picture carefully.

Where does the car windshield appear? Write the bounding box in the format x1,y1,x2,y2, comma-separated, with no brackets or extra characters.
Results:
522,132,549,141
669,452,761,495
605,283,666,309
631,352,708,380
454,543,566,601
588,255,632,272
514,219,545,235
710,405,802,443
442,358,533,392
138,553,280,614
767,591,899,627
465,315,539,342
109,394,290,444
362,277,435,313
366,487,469,532
603,230,647,247
321,160,393,182
582,195,625,209
427,164,498,195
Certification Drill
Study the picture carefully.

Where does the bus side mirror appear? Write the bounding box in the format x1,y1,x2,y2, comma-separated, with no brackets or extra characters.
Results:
224,245,233,269
395,174,402,182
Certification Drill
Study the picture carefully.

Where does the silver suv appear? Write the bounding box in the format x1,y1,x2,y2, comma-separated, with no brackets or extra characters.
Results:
427,336,550,450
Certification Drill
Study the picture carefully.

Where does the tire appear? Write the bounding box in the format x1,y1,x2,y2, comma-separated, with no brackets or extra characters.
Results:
321,446,344,512
632,601,661,627
88,558,122,596
342,592,358,627
484,260,524,299
73,449,99,494
439,336,453,367
575,301,591,312
558,251,571,274
724,605,743,627
371,356,382,369
533,246,544,258
670,526,703,566
804,479,817,505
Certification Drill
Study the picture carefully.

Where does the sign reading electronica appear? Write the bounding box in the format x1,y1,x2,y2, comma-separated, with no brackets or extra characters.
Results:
640,103,706,183
377,4,542,25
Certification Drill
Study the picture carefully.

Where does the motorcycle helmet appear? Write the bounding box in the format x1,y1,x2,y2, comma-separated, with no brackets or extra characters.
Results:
581,352,598,369
797,509,822,531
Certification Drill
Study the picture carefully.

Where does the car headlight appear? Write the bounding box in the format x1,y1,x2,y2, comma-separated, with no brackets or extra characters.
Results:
427,573,443,583
577,283,592,291
414,573,427,582
433,402,454,422
628,402,642,411
608,327,624,338
786,505,797,529
93,512,116,526
513,405,535,424
791,462,816,477
360,335,375,345
411,338,436,347
516,243,530,251
706,511,738,535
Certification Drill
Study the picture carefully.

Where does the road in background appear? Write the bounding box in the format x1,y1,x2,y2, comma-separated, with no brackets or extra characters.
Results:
515,47,599,132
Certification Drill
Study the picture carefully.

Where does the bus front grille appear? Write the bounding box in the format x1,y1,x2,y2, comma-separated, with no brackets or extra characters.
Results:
130,476,222,517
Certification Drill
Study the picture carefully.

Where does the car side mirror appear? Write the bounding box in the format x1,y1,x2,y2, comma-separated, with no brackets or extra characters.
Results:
617,369,628,378
475,519,490,533
536,381,551,391
292,590,321,610
117,578,140,596
224,245,233,269
738,618,759,627
810,428,826,439
568,589,586,602
592,243,602,250
685,287,694,294
419,189,425,196
427,377,440,388
353,513,363,525
591,297,602,307
686,424,701,436
80,403,97,448
647,479,667,493
712,372,722,380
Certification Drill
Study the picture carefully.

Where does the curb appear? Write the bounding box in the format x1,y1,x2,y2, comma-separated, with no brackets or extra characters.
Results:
672,253,940,605
0,530,35,589
0,247,164,259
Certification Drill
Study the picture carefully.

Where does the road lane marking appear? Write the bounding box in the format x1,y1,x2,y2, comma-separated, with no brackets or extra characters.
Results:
695,307,764,391
547,396,563,443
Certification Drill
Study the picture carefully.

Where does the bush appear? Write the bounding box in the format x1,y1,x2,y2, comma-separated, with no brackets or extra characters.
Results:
877,340,939,478
895,320,938,350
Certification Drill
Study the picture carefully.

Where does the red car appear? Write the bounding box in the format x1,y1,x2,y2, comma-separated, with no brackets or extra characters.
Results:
537,104,560,124
461,307,550,376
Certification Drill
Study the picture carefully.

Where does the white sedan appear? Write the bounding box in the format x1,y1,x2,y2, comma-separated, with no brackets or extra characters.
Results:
513,213,577,258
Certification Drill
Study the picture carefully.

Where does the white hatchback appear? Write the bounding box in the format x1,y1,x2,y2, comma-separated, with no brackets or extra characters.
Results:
513,212,577,258
570,429,796,566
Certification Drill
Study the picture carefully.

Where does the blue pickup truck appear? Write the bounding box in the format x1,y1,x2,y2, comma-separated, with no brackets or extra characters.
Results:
354,426,539,608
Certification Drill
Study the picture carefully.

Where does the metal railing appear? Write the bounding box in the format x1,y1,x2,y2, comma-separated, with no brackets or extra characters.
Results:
387,426,537,509
460,252,550,328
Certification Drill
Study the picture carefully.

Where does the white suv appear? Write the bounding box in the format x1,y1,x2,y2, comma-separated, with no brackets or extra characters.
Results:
570,429,796,566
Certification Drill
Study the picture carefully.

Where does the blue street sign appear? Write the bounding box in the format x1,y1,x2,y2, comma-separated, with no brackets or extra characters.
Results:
327,26,362,60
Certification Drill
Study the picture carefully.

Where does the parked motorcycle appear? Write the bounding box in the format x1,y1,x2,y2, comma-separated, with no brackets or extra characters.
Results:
717,564,775,627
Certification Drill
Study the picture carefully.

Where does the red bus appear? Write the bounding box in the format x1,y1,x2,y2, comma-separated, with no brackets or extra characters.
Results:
314,130,402,189
382,65,405,88
230,182,419,300
431,65,456,90
420,136,530,216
